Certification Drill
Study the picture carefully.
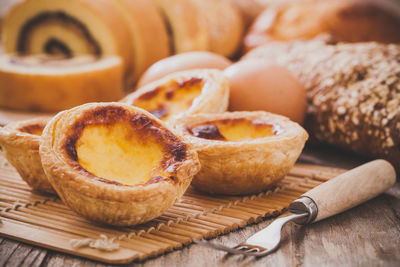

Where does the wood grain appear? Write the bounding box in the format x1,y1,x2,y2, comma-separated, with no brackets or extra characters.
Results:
304,159,396,222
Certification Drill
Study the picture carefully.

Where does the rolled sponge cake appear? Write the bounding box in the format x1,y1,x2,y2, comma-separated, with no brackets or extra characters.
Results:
1,0,133,82
0,54,124,112
103,0,170,85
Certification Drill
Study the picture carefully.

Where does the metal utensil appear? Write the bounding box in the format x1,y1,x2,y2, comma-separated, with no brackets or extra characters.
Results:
195,159,396,257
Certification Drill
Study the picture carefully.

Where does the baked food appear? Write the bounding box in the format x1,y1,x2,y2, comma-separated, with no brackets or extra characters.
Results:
39,102,200,226
2,0,246,84
1,0,170,88
244,0,400,51
226,0,267,27
243,41,400,171
107,0,170,86
151,0,209,53
136,51,232,88
173,112,308,195
226,0,298,27
0,117,55,194
2,0,132,70
192,0,244,57
122,69,229,123
0,54,123,112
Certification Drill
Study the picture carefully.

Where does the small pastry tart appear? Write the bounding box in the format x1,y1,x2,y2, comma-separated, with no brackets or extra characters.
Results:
0,54,124,112
0,117,56,194
39,102,200,226
122,69,229,123
173,112,308,195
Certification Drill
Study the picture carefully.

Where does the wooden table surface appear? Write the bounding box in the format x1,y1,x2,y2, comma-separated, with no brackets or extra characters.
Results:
1,144,399,267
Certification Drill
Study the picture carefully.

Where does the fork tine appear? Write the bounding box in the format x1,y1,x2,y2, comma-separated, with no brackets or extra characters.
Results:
234,245,248,250
194,212,309,257
195,239,276,257
246,248,260,253
195,239,272,256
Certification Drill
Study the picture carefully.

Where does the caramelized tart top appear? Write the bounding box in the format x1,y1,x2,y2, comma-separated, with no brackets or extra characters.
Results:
122,69,230,123
132,77,204,121
61,105,188,186
18,122,46,136
188,118,282,142
2,117,49,137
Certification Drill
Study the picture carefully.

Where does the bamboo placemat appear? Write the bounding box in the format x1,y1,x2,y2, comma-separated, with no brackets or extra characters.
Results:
0,155,345,264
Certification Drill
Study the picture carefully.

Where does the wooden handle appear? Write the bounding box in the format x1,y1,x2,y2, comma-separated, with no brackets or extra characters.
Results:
303,159,396,222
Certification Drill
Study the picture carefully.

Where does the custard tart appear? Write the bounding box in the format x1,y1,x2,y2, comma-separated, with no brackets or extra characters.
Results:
39,103,200,226
173,112,308,195
122,69,229,123
0,117,55,194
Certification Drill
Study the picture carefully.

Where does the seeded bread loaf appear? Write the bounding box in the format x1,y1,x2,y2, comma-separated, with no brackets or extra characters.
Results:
244,41,400,171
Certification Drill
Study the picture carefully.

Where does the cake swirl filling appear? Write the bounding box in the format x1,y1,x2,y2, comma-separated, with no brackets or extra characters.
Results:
17,11,101,58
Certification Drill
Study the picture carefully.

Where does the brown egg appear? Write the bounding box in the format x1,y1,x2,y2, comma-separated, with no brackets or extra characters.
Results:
225,59,306,124
137,51,232,88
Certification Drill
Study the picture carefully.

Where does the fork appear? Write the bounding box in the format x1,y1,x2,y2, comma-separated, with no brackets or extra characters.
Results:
195,159,396,257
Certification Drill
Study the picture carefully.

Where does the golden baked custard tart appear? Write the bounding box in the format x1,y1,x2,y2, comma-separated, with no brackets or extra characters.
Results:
122,69,229,123
173,112,308,195
0,117,55,194
39,103,200,226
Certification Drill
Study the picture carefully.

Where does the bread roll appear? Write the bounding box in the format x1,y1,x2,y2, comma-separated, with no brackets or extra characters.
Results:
2,0,132,78
109,0,170,86
226,0,299,27
244,0,400,51
151,0,209,53
243,41,400,171
0,54,123,112
192,0,244,57
226,0,267,27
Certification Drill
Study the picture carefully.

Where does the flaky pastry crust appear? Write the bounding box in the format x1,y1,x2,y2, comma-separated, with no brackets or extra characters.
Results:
39,102,200,226
173,112,308,195
0,117,55,194
122,69,229,123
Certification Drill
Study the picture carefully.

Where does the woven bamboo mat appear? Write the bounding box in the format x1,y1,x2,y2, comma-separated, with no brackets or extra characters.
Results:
0,154,345,264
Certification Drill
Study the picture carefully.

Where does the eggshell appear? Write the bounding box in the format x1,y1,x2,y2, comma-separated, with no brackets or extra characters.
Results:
137,51,231,88
224,59,307,124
